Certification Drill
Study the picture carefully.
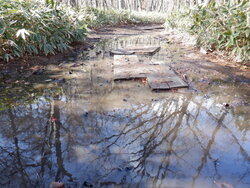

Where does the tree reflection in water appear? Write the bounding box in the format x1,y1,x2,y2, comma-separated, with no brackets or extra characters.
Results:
0,92,249,188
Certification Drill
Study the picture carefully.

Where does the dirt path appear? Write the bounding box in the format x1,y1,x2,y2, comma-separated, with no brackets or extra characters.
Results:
88,24,165,39
0,24,249,94
0,24,164,82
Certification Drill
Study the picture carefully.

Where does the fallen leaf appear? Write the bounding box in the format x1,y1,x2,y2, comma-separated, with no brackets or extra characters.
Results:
200,48,207,54
214,181,234,188
50,182,64,188
140,78,147,85
50,116,56,122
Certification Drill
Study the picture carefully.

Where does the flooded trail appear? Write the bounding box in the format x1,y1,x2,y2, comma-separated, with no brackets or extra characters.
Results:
0,26,249,188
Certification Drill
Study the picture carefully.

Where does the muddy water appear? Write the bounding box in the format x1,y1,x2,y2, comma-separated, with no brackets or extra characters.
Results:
0,33,249,188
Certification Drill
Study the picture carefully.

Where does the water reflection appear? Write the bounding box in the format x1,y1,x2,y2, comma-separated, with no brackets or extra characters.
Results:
0,92,249,187
0,34,249,188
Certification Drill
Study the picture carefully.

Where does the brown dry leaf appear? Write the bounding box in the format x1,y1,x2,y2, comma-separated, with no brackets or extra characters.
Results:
171,88,179,92
30,65,42,71
50,182,65,188
141,78,147,85
214,181,234,188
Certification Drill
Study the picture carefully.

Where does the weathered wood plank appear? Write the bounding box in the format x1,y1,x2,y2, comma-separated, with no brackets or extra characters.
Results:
110,49,134,55
129,46,161,55
113,55,149,80
114,63,150,80
114,55,139,66
113,55,188,90
147,76,171,89
139,25,165,30
147,72,188,90
167,76,188,89
111,46,161,56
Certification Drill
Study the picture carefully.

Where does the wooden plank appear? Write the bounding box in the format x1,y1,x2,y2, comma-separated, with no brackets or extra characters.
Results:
127,46,161,56
143,26,165,30
148,69,188,90
147,76,171,89
110,49,134,55
114,55,139,66
113,55,188,90
114,55,149,80
138,25,165,30
111,46,161,56
114,63,150,80
167,79,188,89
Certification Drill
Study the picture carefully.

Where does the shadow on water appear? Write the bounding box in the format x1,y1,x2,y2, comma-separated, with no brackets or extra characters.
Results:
0,34,249,188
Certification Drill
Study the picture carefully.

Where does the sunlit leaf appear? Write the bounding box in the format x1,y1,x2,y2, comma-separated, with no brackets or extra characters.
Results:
16,28,30,40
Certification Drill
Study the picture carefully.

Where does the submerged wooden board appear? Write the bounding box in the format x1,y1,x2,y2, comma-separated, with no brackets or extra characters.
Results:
113,55,188,90
111,46,161,56
113,55,148,79
113,55,139,66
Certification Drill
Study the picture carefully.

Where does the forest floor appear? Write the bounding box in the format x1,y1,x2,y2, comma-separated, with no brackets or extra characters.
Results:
0,24,249,84
0,24,249,188
0,24,161,83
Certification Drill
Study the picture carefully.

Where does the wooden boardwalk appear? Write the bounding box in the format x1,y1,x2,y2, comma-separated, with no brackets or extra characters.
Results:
113,55,188,90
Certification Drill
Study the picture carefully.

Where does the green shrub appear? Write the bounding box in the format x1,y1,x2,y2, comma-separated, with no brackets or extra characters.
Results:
165,0,250,62
83,7,166,28
0,0,87,61
0,0,166,62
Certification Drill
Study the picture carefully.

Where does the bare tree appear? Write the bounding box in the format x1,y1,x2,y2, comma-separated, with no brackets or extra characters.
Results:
49,0,235,12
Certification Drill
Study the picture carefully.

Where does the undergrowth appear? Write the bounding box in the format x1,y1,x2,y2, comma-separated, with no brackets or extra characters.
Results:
84,8,166,28
165,0,250,62
0,0,166,62
0,0,87,62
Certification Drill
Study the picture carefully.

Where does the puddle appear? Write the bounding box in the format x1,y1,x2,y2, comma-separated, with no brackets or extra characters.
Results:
0,33,249,188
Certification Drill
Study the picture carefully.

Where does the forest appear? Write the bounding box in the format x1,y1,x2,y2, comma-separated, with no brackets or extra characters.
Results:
0,0,249,62
0,0,249,188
